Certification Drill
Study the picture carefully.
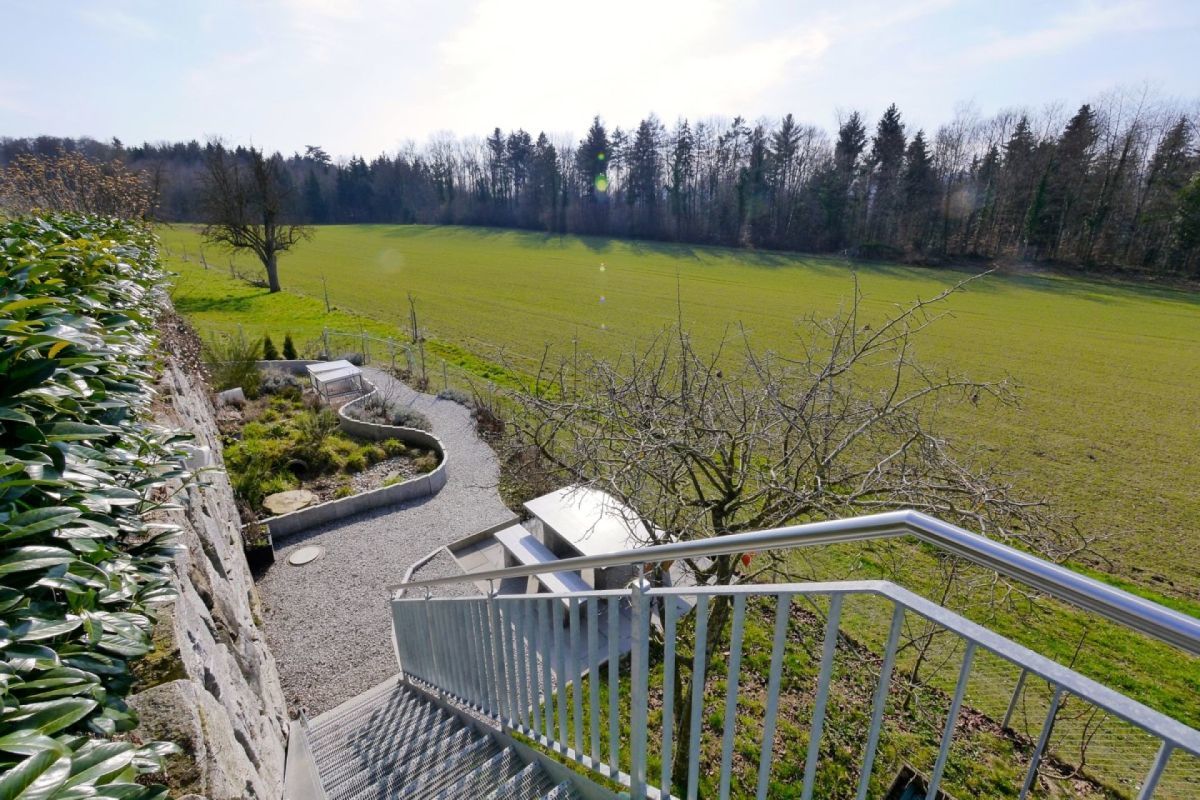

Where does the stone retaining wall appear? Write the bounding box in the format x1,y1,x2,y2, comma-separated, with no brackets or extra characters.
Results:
134,360,289,799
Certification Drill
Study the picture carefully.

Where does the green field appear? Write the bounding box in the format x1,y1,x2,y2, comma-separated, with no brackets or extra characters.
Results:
163,223,1200,792
162,223,1200,600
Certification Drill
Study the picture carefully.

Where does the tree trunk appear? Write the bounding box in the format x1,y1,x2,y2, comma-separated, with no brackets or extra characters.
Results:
265,250,281,293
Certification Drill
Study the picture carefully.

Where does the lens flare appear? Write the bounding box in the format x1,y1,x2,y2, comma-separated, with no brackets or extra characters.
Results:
594,174,609,193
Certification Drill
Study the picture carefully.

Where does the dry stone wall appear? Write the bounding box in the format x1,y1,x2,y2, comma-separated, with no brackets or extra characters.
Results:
130,361,289,799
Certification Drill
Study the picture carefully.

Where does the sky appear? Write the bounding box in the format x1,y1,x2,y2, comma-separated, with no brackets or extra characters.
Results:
1,0,1197,159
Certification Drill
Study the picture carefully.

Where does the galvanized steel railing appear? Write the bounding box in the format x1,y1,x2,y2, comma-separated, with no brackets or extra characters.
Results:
392,510,1200,657
390,512,1200,798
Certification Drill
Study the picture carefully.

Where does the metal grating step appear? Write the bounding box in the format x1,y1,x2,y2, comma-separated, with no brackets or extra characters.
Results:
390,735,503,798
483,761,554,800
319,709,458,795
303,679,605,800
329,716,468,800
429,748,524,800
540,781,580,799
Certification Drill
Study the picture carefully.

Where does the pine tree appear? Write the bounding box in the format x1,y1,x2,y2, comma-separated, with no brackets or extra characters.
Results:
1026,104,1098,258
262,334,279,360
575,117,611,233
902,130,937,251
303,170,327,223
282,333,297,360
867,104,907,243
667,120,695,239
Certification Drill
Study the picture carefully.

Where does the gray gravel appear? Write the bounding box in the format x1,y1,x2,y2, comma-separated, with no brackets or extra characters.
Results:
405,548,479,598
254,368,511,715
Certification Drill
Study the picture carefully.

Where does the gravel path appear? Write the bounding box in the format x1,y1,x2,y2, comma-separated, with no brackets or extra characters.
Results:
255,368,510,715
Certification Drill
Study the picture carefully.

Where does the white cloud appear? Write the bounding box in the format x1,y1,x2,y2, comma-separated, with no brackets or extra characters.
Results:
961,1,1163,66
423,0,830,135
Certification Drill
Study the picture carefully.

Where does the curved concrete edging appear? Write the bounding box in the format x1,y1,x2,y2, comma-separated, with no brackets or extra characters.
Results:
255,370,448,541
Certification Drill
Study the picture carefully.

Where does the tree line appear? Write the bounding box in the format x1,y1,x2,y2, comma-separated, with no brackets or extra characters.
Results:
4,87,1198,276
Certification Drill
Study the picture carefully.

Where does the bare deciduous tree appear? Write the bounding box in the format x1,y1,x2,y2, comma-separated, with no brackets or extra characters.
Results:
502,276,1089,782
201,144,310,293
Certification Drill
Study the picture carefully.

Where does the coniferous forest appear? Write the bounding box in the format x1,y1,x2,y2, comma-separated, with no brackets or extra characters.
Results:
5,90,1199,276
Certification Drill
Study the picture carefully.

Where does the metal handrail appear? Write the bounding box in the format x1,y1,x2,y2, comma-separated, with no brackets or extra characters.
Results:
392,509,1200,657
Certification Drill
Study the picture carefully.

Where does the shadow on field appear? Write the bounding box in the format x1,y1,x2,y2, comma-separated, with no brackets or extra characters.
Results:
173,292,266,314
370,224,1200,308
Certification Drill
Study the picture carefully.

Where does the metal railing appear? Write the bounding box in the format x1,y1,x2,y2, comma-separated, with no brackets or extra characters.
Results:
390,511,1200,798
393,510,1200,656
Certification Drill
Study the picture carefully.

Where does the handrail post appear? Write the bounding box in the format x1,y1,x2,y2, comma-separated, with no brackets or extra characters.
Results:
630,576,651,798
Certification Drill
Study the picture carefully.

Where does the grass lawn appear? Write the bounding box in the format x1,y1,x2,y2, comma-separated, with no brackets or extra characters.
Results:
161,223,1200,598
162,223,1200,793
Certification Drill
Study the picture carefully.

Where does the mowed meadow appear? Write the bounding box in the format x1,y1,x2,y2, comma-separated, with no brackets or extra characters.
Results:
162,224,1200,603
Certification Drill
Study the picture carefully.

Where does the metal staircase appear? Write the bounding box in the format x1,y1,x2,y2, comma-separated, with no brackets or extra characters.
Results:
285,510,1200,799
300,678,590,799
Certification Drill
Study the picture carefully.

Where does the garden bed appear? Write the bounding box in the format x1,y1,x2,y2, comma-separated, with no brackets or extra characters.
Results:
214,372,441,520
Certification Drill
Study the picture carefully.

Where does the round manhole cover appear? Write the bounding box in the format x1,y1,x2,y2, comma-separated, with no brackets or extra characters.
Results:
287,546,324,566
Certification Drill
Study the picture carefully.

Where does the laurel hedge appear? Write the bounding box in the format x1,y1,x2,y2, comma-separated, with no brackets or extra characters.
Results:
0,215,185,798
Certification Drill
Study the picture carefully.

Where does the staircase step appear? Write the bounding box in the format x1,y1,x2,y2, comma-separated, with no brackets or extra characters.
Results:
312,695,436,769
429,748,524,799
302,678,606,800
389,733,501,798
317,701,453,789
483,761,555,800
327,715,466,800
541,781,580,799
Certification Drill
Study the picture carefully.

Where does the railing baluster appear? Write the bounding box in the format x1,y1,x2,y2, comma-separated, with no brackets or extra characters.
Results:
1019,685,1063,799
570,596,584,758
1136,741,1174,800
461,601,479,706
1004,667,1028,730
687,594,710,800
522,599,540,737
422,596,438,686
588,596,602,766
755,593,793,800
630,581,651,799
477,600,497,714
855,603,905,800
553,601,569,748
455,602,471,702
926,640,977,800
431,601,449,695
662,594,680,800
608,594,621,777
718,593,748,800
490,595,510,720
470,601,487,708
541,599,554,737
509,600,529,729
498,600,518,726
801,593,844,800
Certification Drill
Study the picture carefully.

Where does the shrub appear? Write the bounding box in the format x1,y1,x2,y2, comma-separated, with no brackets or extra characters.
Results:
390,406,432,430
334,482,355,499
0,214,182,793
365,443,389,464
204,331,263,397
260,369,301,398
413,452,440,473
295,408,339,460
263,333,279,360
340,352,365,366
282,332,298,359
343,451,367,473
437,387,473,407
381,438,408,457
